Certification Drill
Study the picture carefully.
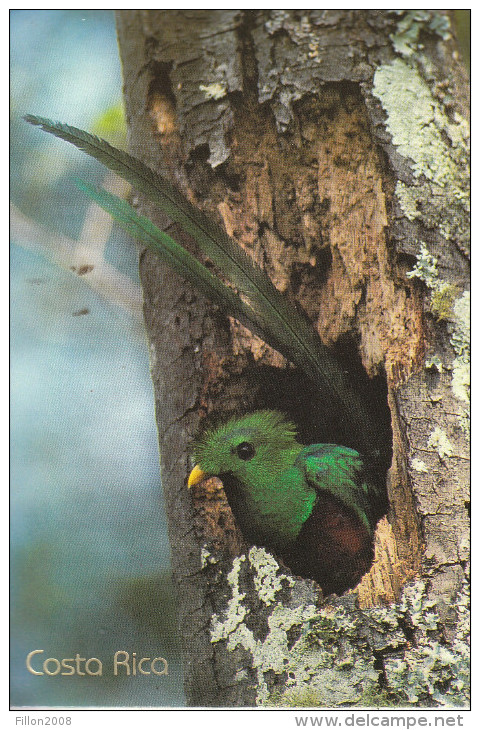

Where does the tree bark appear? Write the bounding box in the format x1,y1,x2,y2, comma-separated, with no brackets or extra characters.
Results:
115,10,469,708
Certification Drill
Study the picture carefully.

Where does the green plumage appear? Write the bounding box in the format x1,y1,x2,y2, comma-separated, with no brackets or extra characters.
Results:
74,181,262,324
24,115,379,456
192,410,382,594
194,411,309,546
25,116,389,590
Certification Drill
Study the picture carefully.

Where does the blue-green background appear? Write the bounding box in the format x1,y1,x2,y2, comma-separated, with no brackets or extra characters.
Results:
11,10,185,707
10,8,469,710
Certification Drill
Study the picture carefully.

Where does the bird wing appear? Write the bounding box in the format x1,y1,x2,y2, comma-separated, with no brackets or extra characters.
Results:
297,444,380,534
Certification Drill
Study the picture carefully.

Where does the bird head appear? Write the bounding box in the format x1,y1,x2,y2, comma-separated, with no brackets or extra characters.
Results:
188,410,301,488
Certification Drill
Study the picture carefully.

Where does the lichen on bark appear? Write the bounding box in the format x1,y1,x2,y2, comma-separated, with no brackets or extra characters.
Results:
206,549,469,707
115,9,469,707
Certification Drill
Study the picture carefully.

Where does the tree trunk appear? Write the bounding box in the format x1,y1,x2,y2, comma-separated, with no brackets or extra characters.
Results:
115,10,469,708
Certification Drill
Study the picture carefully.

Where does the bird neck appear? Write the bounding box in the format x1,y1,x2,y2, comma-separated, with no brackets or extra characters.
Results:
223,444,315,550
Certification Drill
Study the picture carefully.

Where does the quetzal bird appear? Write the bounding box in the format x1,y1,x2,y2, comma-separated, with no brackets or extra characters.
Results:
24,116,389,594
188,410,380,594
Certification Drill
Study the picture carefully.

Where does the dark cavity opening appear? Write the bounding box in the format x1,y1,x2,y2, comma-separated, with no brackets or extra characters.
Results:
222,336,391,477
212,334,392,595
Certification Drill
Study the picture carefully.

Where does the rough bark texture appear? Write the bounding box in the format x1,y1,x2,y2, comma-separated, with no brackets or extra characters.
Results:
115,10,469,708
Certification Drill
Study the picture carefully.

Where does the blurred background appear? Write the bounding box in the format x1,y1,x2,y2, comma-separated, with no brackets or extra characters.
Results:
10,9,184,707
10,9,469,709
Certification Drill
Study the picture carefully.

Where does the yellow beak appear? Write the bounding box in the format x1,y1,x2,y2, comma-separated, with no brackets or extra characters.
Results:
188,464,208,488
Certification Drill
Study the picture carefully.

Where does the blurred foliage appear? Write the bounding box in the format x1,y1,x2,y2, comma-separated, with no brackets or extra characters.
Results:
118,572,181,656
14,542,73,627
453,10,470,71
92,102,127,149
11,10,185,707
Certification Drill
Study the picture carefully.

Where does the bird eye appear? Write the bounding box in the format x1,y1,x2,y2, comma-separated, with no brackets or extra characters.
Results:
236,442,255,461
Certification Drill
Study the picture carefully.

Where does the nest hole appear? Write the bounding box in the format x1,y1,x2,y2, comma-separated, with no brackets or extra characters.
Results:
211,333,393,547
220,335,392,482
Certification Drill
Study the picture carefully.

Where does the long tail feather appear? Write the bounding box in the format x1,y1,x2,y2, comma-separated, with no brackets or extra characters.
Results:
76,180,296,345
25,115,377,452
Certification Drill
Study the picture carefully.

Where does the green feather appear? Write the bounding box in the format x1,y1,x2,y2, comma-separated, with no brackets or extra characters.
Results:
24,115,377,453
193,410,311,547
192,410,380,540
190,410,382,592
300,444,376,534
75,179,274,333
